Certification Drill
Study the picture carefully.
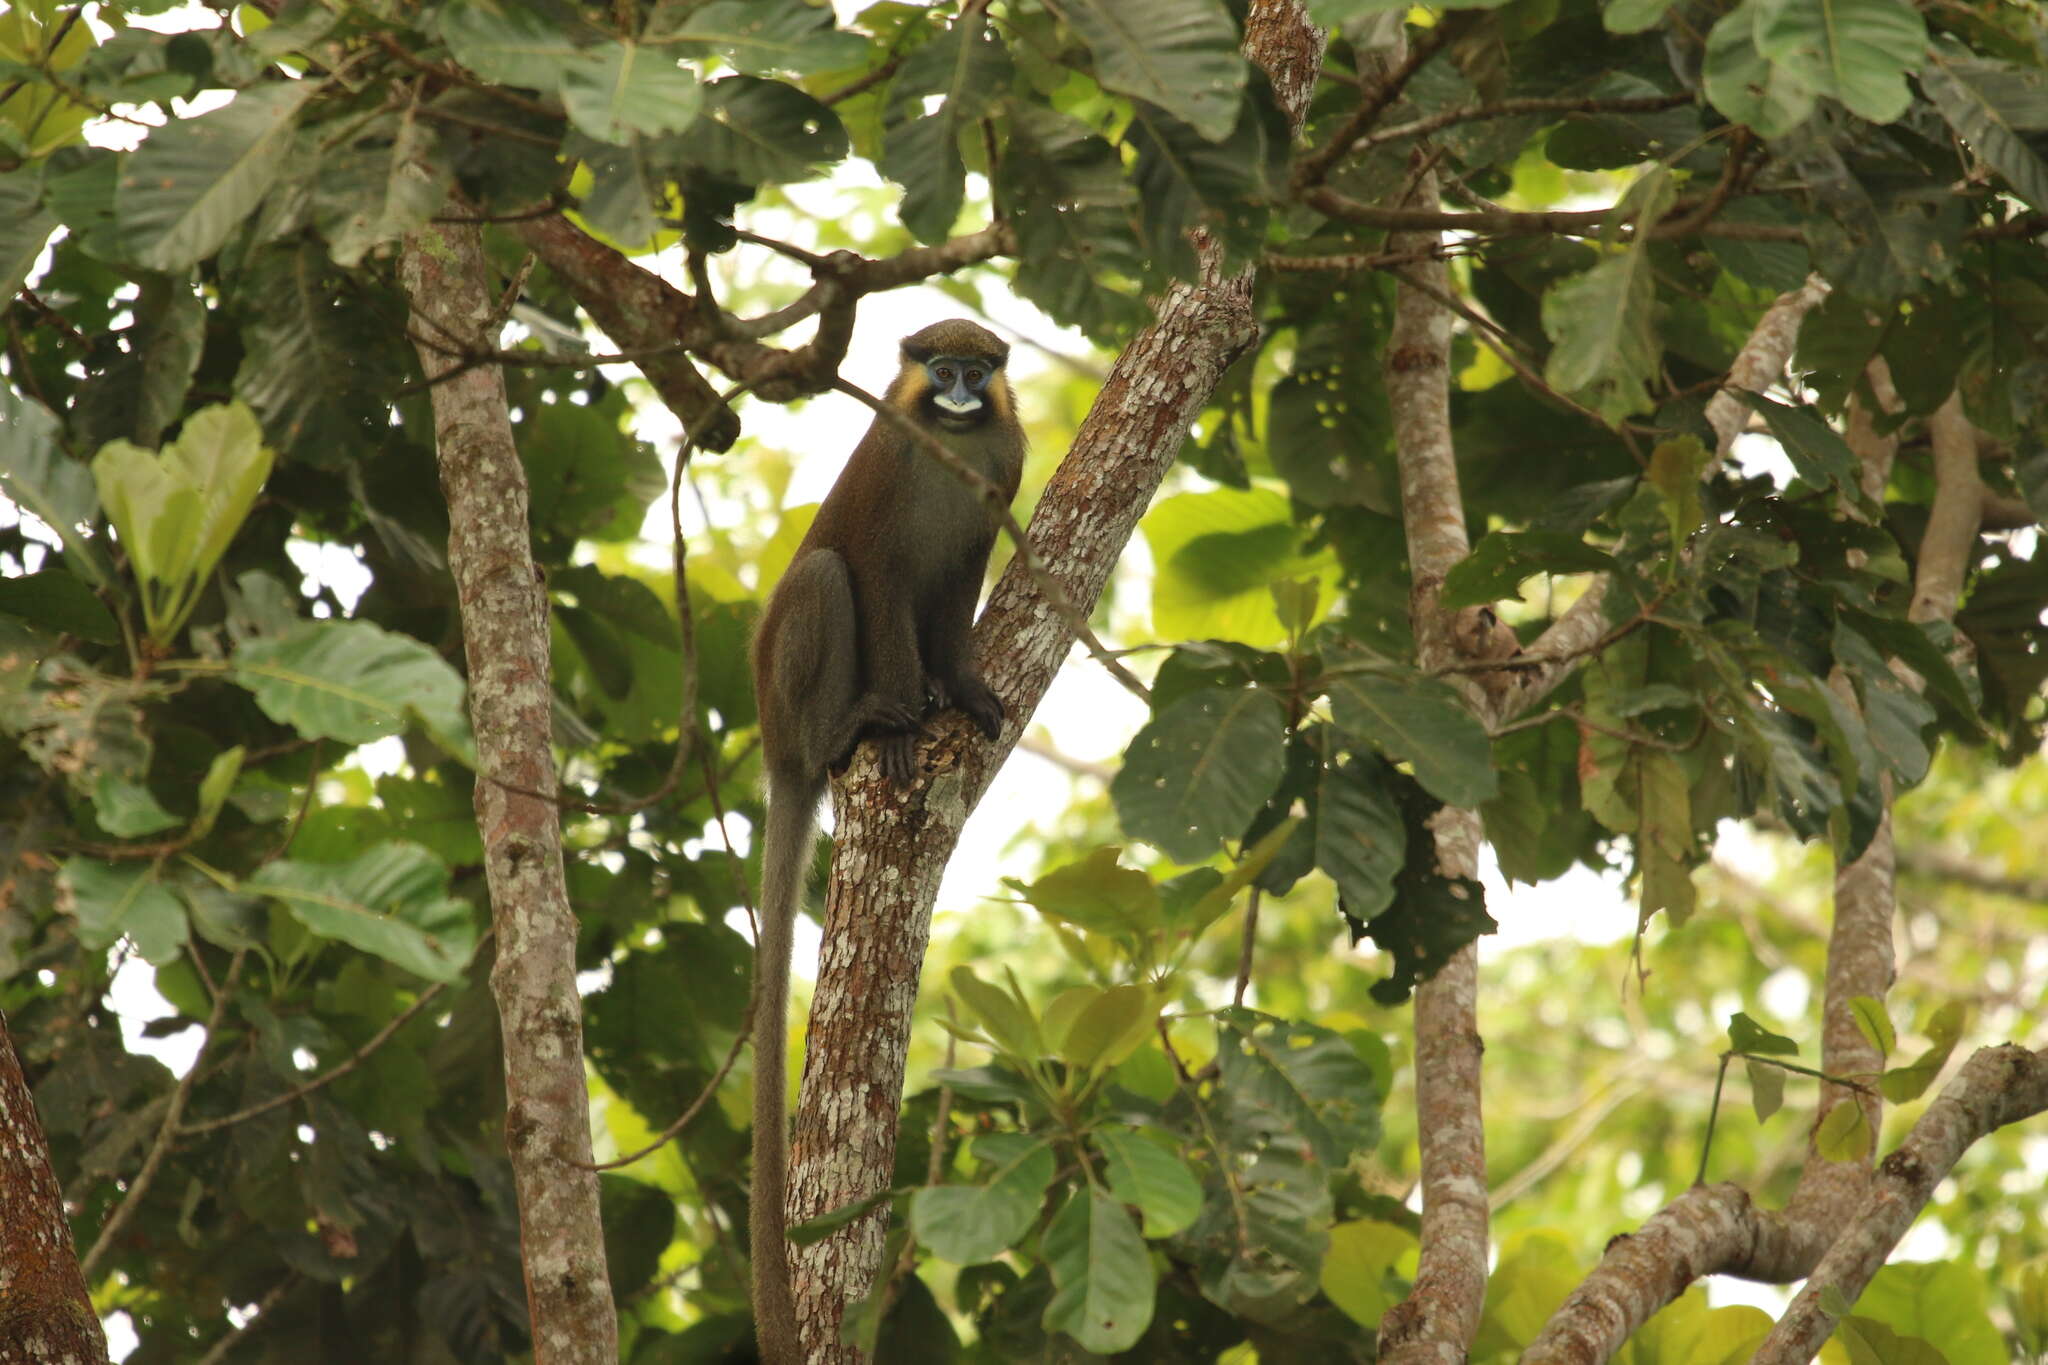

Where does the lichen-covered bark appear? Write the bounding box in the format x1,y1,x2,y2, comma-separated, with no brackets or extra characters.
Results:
399,222,616,1364
1374,153,1490,1362
0,1007,109,1365
781,6,1325,1358
1754,1044,2048,1362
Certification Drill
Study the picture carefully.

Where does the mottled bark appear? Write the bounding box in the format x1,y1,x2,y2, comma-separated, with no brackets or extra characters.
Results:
399,222,616,1364
1374,146,1491,1361
0,1007,109,1365
1754,1045,2048,1362
780,6,1326,1359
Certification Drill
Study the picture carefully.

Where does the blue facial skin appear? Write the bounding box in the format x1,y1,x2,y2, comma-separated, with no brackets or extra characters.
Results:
923,356,993,420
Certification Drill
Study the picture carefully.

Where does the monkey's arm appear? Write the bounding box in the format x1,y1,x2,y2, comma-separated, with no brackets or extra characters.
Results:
920,562,1004,740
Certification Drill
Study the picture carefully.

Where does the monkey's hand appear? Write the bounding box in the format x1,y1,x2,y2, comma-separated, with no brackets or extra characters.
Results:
945,674,1005,741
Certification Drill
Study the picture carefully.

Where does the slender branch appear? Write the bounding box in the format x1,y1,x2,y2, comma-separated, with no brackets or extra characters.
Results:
82,951,247,1278
194,1274,298,1365
177,981,447,1138
1353,92,1693,156
1292,14,1474,190
1232,887,1263,1007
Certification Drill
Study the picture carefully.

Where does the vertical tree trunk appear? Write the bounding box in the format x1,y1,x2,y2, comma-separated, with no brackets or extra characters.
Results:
399,222,616,1364
0,1007,109,1365
783,6,1326,1357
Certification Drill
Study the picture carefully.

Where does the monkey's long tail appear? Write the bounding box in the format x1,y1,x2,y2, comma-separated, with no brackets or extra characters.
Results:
751,766,821,1365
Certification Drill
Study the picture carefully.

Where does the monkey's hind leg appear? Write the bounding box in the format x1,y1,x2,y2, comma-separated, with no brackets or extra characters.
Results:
769,550,921,779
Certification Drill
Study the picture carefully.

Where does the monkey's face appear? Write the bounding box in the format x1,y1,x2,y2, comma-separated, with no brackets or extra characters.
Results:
920,354,997,428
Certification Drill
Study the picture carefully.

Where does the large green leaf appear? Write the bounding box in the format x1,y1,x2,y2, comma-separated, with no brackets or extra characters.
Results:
1543,249,1659,422
1110,688,1287,863
0,168,56,300
230,242,405,459
1142,487,1336,645
1095,1127,1202,1238
1187,1144,1331,1320
1124,94,1280,277
1321,653,1497,808
1313,757,1406,920
1041,1187,1155,1354
660,0,867,76
880,18,1011,242
118,82,315,271
1004,846,1160,938
996,105,1147,337
1215,1010,1381,1167
312,110,456,267
1440,531,1617,610
439,0,590,89
676,78,847,186
1924,55,2048,216
0,387,110,587
0,570,119,643
558,40,701,145
230,619,472,755
909,1135,1054,1265
1052,0,1245,142
1852,1260,2003,1365
58,857,187,963
69,271,207,454
1734,391,1863,497
1752,0,1927,127
1703,2,1817,137
244,843,479,983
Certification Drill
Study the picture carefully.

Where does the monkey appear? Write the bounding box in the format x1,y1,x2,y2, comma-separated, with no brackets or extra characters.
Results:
746,319,1025,1364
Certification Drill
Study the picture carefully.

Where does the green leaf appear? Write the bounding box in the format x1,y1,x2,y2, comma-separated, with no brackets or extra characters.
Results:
662,0,867,76
1057,985,1155,1072
1834,1315,1952,1365
1880,1001,1965,1103
997,104,1146,338
1313,757,1405,921
1188,1143,1332,1319
230,619,471,755
910,1135,1054,1264
0,387,110,587
1055,0,1246,142
1441,531,1617,609
1728,1012,1799,1056
1124,92,1281,277
91,775,179,838
1144,487,1335,645
1734,392,1863,497
787,1186,896,1245
1004,846,1160,937
1320,1217,1416,1328
1321,655,1497,808
1815,1097,1873,1162
1703,2,1817,137
1647,436,1709,552
1637,750,1697,926
1855,1261,2001,1365
1216,1010,1381,1167
312,110,455,267
1040,1187,1155,1354
677,77,847,186
1173,816,1299,941
1923,55,2048,215
58,857,187,962
0,168,58,302
949,965,1044,1062
1543,249,1659,421
558,40,701,145
1747,1058,1787,1122
439,0,588,90
881,112,964,243
1847,995,1895,1059
1095,1127,1202,1238
118,82,314,271
1110,688,1288,863
244,842,479,983
1752,0,1927,127
191,745,243,841
0,570,118,643
1603,0,1679,32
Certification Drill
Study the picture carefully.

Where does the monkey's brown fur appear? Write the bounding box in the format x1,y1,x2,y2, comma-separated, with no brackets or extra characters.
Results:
747,319,1025,1364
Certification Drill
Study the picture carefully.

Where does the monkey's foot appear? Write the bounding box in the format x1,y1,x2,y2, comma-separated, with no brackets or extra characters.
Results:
873,731,918,785
949,677,1005,740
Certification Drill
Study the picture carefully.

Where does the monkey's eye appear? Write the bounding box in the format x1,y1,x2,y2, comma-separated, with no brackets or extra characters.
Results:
935,366,955,383
967,369,983,385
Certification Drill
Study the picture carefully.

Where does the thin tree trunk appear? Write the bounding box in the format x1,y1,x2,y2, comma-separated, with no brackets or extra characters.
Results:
399,221,616,1363
0,1006,109,1365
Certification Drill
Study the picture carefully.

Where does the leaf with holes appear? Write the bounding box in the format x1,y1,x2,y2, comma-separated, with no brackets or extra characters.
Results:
1111,688,1287,864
